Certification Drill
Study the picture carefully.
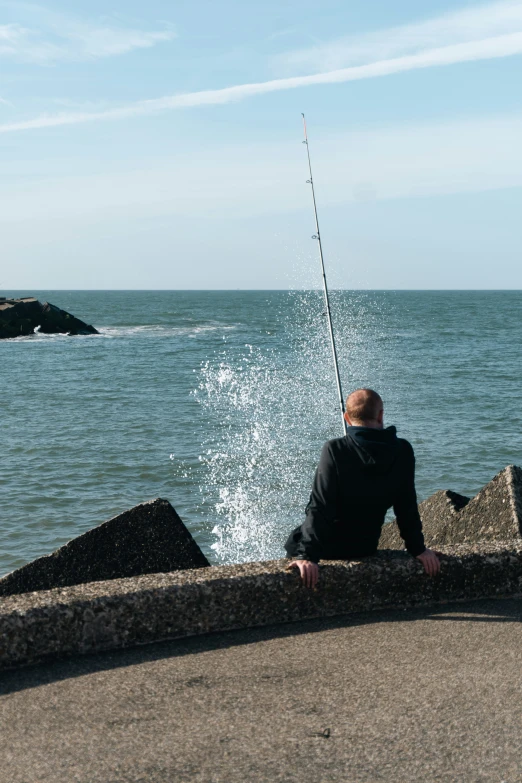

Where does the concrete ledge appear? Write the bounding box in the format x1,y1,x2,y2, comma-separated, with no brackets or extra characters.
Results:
1,544,522,671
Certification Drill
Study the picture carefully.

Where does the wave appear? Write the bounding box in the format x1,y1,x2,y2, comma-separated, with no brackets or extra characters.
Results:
98,324,238,339
1,323,238,343
1,330,74,343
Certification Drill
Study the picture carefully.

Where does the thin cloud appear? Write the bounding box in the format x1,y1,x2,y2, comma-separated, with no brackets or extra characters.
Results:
3,111,522,224
273,0,522,73
0,23,26,55
1,31,522,133
0,9,175,64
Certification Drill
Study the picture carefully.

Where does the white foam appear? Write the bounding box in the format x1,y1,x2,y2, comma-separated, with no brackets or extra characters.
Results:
98,324,237,339
2,331,73,343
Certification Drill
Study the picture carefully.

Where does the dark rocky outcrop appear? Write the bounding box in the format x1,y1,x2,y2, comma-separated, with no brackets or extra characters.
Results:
380,465,522,549
0,499,209,596
0,297,99,339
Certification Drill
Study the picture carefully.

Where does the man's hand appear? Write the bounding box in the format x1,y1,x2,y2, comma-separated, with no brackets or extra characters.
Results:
288,560,319,588
416,548,441,576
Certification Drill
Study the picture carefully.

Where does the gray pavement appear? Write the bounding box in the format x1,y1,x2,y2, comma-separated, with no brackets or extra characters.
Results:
1,598,522,783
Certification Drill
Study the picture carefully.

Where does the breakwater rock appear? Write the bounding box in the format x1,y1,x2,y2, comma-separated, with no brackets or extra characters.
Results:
0,297,99,338
1,544,521,670
0,499,209,597
379,465,522,549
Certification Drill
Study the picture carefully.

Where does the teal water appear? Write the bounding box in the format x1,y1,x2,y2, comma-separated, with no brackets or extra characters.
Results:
1,290,521,575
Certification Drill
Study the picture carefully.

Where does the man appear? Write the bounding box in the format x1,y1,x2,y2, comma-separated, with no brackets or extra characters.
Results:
286,388,440,587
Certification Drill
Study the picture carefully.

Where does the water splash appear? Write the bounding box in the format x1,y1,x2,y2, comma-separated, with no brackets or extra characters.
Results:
194,290,388,564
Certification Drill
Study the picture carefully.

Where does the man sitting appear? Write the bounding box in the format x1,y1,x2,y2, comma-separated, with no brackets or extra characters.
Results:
285,388,440,587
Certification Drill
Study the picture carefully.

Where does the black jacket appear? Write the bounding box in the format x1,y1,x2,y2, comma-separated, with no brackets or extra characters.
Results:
285,425,425,562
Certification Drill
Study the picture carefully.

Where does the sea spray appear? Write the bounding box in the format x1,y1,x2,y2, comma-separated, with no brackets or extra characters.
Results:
194,289,387,563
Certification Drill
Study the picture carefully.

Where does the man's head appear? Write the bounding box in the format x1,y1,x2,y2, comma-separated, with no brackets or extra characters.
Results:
344,388,384,429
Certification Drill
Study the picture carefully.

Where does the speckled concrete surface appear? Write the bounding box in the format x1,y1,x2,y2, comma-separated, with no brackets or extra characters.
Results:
1,544,522,670
380,464,522,549
1,598,521,783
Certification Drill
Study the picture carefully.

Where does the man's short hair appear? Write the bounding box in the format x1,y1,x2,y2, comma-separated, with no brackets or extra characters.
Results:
345,388,383,424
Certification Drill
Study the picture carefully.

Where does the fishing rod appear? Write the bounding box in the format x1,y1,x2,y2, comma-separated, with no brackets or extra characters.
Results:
301,113,347,436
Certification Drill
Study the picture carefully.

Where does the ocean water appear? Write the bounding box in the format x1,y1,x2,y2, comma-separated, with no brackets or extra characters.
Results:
1,290,521,576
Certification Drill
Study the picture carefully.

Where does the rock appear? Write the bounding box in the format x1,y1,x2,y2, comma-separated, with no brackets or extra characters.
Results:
380,465,522,549
0,499,209,596
0,297,99,339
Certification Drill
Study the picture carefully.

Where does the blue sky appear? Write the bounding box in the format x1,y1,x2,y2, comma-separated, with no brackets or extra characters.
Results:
2,0,522,289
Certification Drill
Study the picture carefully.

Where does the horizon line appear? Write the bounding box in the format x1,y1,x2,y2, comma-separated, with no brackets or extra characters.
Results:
2,288,521,293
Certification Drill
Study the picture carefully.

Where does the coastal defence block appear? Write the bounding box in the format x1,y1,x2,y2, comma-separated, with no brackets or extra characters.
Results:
379,465,522,550
0,499,209,597
0,544,521,670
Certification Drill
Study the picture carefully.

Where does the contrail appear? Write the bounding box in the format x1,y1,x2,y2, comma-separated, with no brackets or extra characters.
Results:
1,31,522,133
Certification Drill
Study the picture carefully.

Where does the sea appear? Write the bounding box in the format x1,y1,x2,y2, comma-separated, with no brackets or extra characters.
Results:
1,290,521,577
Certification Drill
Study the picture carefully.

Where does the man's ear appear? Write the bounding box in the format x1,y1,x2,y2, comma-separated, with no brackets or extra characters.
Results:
344,411,351,425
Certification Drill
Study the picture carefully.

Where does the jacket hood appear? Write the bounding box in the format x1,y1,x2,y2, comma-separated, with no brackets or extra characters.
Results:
345,425,399,473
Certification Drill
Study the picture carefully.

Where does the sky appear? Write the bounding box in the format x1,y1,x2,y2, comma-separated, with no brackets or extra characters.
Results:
2,0,522,289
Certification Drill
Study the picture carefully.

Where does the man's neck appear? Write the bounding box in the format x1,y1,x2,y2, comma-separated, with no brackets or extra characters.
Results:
350,420,383,430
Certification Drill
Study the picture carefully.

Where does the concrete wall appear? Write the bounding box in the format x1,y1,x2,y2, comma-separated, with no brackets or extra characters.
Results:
1,543,521,671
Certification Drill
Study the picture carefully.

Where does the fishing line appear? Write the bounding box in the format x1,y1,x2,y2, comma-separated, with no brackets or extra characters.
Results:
301,113,347,436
